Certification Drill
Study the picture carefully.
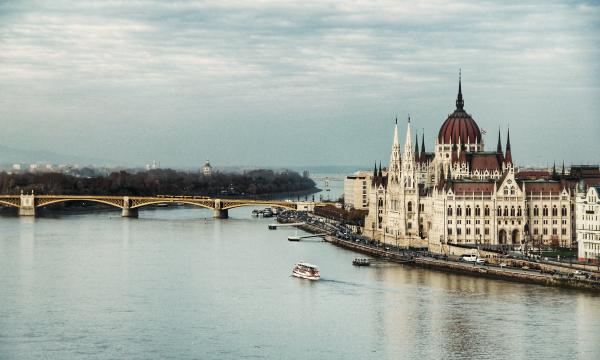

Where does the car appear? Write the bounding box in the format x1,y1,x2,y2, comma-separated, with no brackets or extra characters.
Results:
475,258,486,265
522,266,530,270
499,262,507,268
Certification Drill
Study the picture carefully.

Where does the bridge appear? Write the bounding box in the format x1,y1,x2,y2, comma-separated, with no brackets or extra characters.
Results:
0,193,320,219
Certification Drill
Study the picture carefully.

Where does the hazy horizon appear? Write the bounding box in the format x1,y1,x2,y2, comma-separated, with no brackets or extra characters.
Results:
1,0,599,168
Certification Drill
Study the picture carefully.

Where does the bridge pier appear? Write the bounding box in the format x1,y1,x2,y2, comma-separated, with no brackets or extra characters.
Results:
121,207,139,218
19,193,36,216
213,209,228,219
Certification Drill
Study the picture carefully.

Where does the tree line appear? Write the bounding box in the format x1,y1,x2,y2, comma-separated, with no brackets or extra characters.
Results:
0,169,316,197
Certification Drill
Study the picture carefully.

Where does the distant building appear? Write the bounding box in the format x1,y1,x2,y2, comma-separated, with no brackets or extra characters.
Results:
203,160,213,177
344,171,371,210
577,185,600,262
12,163,21,171
303,170,310,178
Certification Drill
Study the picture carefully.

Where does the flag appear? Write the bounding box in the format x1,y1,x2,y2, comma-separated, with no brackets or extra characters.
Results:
481,129,487,135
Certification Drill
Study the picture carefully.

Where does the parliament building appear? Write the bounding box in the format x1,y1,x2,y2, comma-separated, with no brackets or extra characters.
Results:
363,76,599,253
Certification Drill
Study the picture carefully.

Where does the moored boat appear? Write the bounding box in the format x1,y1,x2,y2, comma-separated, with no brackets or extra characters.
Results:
292,262,320,280
352,258,371,266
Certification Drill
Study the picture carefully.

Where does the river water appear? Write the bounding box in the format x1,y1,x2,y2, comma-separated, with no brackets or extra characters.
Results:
1,206,599,359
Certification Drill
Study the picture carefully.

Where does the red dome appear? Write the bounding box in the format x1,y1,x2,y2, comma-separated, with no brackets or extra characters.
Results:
437,109,482,145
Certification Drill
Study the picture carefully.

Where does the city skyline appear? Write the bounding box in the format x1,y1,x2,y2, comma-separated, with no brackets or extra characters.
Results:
1,0,599,168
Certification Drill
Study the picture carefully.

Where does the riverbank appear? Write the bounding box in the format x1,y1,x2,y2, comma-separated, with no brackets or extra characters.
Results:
285,215,600,293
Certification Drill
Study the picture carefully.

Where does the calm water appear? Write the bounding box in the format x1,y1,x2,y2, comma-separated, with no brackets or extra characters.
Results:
1,206,599,360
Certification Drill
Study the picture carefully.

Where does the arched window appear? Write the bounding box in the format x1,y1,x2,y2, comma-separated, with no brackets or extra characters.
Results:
503,206,508,217
526,207,530,216
447,206,453,216
504,188,509,195
497,206,502,216
543,206,548,216
552,206,558,217
510,186,515,195
466,206,471,216
484,206,490,217
457,206,462,216
534,206,539,216
475,206,481,216
510,206,515,216
407,201,413,212
561,206,567,217
378,198,383,207
517,206,522,217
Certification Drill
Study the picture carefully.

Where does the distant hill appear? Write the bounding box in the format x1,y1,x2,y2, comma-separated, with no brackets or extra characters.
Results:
0,144,109,167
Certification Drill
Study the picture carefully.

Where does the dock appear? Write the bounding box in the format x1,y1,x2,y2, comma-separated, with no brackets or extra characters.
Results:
268,222,305,230
288,233,327,241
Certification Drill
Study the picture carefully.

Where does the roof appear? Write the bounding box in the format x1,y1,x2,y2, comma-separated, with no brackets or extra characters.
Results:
523,181,563,194
450,181,495,195
297,262,318,269
466,152,502,171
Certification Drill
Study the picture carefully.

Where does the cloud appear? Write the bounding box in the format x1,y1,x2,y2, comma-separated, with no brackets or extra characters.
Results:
0,0,598,167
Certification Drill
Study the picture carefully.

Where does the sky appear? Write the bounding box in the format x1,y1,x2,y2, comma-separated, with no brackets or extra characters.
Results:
0,0,599,169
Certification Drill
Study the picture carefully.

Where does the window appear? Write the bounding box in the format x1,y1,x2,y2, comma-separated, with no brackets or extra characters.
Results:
466,206,471,216
485,206,490,217
510,186,515,195
484,228,490,235
534,206,539,216
561,228,567,235
475,206,481,216
543,228,548,235
510,206,515,216
552,206,557,217
543,206,548,216
407,222,412,229
534,228,539,235
466,228,471,235
475,228,480,235
561,206,567,217
447,206,453,216
504,206,508,216
457,206,462,216
447,228,452,235
517,206,522,217
407,201,413,212
497,206,502,216
552,228,557,235
457,228,462,235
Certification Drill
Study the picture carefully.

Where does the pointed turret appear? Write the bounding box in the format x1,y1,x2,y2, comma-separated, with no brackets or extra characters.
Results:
552,161,557,179
403,116,414,160
388,117,402,183
378,162,383,179
561,161,565,177
504,128,513,165
415,132,420,162
420,132,426,161
496,127,502,153
456,69,464,111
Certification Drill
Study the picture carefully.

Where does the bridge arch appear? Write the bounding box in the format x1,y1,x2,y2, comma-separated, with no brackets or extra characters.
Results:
220,202,297,211
130,200,214,210
0,200,20,208
36,198,124,209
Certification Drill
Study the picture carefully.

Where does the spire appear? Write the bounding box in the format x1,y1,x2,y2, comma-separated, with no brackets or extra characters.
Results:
504,128,513,164
496,127,502,153
552,161,557,178
404,115,413,156
561,161,565,177
415,132,420,162
456,69,464,111
378,162,383,179
420,131,426,160
392,118,399,147
373,161,377,179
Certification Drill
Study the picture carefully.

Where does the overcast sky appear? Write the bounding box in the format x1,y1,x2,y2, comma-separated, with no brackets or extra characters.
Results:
1,0,599,169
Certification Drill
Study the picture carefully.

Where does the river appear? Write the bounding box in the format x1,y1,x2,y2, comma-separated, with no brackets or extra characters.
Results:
1,175,599,359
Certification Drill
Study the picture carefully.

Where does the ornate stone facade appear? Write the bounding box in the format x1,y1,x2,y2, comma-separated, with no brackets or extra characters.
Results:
365,77,584,250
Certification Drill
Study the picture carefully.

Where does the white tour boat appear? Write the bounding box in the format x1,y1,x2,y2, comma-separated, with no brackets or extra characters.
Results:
292,262,320,280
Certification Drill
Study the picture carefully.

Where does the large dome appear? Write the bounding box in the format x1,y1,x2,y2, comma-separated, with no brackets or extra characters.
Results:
437,109,482,145
437,76,482,145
